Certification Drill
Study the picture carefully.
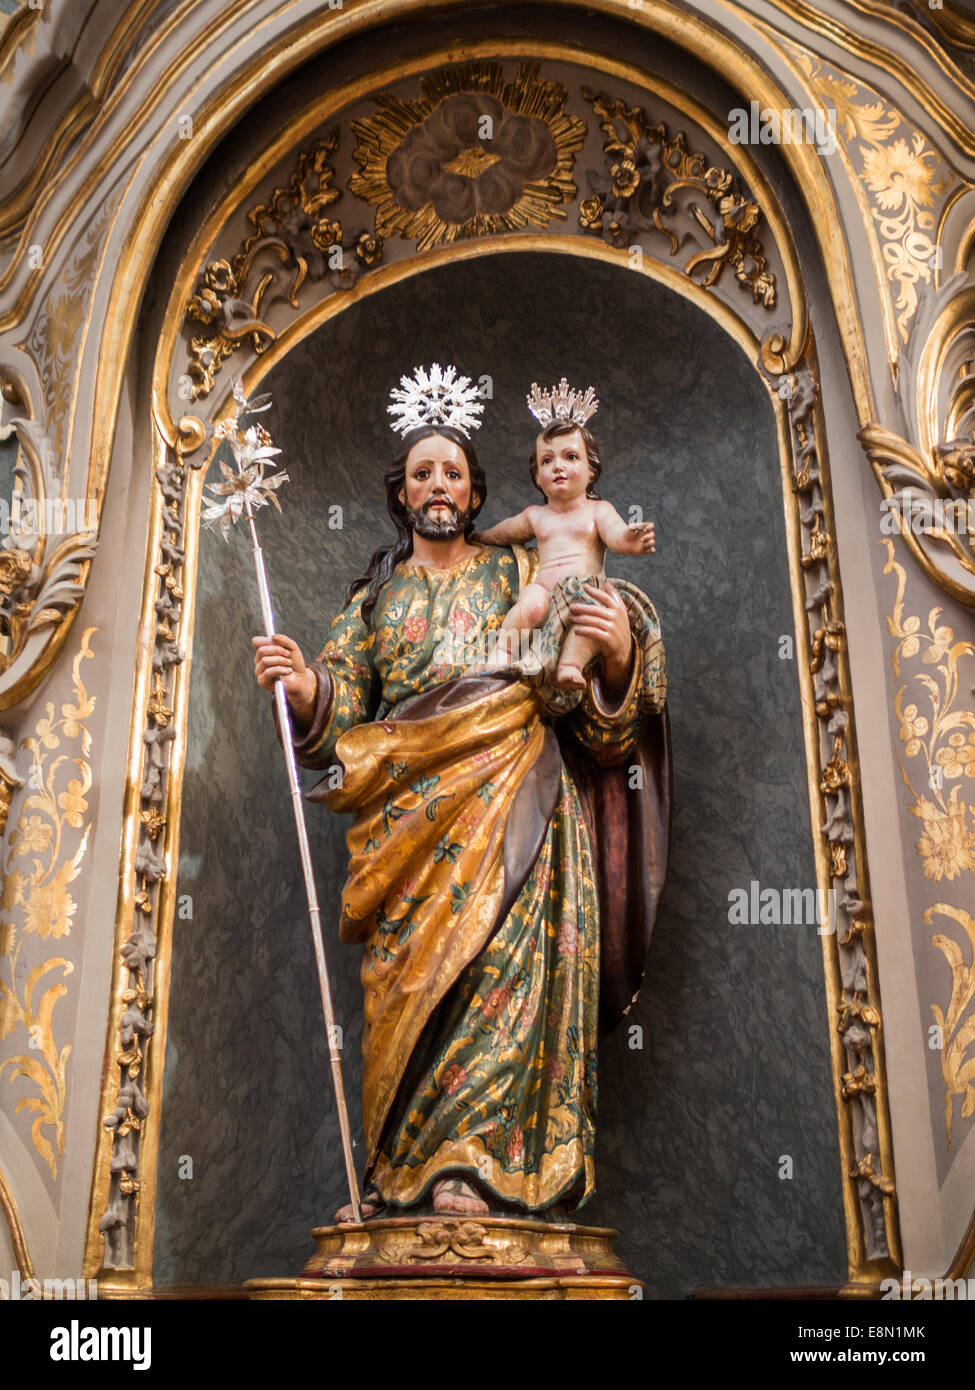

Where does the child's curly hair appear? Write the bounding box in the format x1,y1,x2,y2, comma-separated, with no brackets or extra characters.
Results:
529,421,602,499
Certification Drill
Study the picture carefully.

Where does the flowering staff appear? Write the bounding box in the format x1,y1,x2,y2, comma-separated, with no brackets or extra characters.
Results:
202,379,361,1224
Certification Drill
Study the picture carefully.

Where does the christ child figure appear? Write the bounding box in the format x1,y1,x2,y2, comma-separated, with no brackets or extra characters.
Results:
477,381,655,690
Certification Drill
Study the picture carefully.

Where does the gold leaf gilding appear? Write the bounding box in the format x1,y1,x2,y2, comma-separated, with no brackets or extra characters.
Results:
785,45,955,347
882,542,975,1143
0,628,96,1179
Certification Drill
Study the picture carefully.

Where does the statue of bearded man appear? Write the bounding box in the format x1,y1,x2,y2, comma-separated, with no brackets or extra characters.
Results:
252,407,670,1222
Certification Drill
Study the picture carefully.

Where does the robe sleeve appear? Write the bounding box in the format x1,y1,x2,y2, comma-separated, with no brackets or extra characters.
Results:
555,581,672,1029
275,589,380,770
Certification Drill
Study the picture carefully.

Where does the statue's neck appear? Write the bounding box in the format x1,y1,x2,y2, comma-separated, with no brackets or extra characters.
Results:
407,533,481,571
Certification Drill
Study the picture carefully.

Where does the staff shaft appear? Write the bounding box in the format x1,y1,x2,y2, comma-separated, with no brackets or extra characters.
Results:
245,504,362,1225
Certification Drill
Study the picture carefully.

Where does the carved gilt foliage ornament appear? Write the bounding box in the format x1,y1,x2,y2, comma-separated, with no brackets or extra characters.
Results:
184,135,383,400
860,273,975,608
0,417,97,703
772,362,895,1262
97,415,209,1266
580,88,776,309
348,63,587,251
0,628,96,1181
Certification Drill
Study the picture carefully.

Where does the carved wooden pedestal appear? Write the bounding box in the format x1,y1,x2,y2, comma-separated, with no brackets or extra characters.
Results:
245,1215,641,1301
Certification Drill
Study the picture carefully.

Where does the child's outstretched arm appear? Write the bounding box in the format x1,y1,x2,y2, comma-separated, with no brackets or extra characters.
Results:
477,507,537,546
595,500,656,556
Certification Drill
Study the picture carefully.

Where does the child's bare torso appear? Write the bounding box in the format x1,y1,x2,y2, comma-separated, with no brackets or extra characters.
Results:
528,501,606,592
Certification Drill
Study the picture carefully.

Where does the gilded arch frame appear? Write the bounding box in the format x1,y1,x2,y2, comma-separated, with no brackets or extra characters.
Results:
77,35,904,1293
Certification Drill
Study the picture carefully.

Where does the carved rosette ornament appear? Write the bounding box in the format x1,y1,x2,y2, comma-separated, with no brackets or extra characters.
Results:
348,63,587,251
770,355,896,1264
581,88,776,308
184,135,384,400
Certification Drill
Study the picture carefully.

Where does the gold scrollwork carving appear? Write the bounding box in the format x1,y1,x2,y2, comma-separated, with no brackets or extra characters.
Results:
0,627,96,1180
859,274,975,607
348,62,586,252
771,360,897,1262
379,1220,532,1266
581,88,776,308
97,411,213,1266
184,134,382,400
0,369,99,712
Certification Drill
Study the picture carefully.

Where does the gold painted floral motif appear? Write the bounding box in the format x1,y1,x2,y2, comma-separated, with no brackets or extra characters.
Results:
0,628,96,1179
786,45,955,346
924,903,975,1144
883,542,975,1143
17,198,118,460
882,540,975,881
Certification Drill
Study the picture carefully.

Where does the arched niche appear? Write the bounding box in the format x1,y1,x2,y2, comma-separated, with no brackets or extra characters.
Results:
153,245,848,1295
78,36,901,1293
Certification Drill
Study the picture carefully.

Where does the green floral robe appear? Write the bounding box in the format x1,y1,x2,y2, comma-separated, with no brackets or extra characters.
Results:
294,545,657,1211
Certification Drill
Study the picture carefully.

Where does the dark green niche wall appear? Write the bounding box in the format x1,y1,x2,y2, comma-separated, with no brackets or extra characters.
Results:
154,251,846,1295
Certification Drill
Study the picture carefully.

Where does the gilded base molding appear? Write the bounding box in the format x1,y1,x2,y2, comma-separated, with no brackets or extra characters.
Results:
244,1214,638,1299
246,1275,636,1301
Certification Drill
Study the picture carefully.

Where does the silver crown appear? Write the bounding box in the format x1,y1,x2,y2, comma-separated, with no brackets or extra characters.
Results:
526,378,599,427
388,363,484,438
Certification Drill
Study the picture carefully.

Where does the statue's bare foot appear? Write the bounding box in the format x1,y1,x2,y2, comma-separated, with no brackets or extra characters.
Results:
554,663,587,690
432,1177,490,1215
335,1187,384,1223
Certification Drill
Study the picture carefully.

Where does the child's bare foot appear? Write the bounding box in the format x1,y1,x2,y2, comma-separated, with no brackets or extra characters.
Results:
555,663,587,690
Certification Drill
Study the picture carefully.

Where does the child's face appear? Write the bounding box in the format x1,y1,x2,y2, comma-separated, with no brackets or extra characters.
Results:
535,429,593,503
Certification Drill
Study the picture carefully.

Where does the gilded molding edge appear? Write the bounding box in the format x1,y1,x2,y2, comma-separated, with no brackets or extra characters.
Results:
0,1164,34,1281
92,418,205,1269
847,0,975,87
0,190,114,712
0,0,166,239
765,356,899,1273
752,0,975,158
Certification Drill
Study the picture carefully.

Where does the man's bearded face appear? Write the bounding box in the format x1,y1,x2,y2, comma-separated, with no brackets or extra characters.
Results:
405,494,475,540
400,437,478,541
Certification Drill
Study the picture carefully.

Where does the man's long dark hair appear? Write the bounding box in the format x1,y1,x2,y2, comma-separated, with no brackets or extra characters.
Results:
346,425,487,628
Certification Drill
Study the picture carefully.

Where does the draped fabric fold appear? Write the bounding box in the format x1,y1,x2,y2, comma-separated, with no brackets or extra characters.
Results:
311,676,556,1168
281,545,669,1211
